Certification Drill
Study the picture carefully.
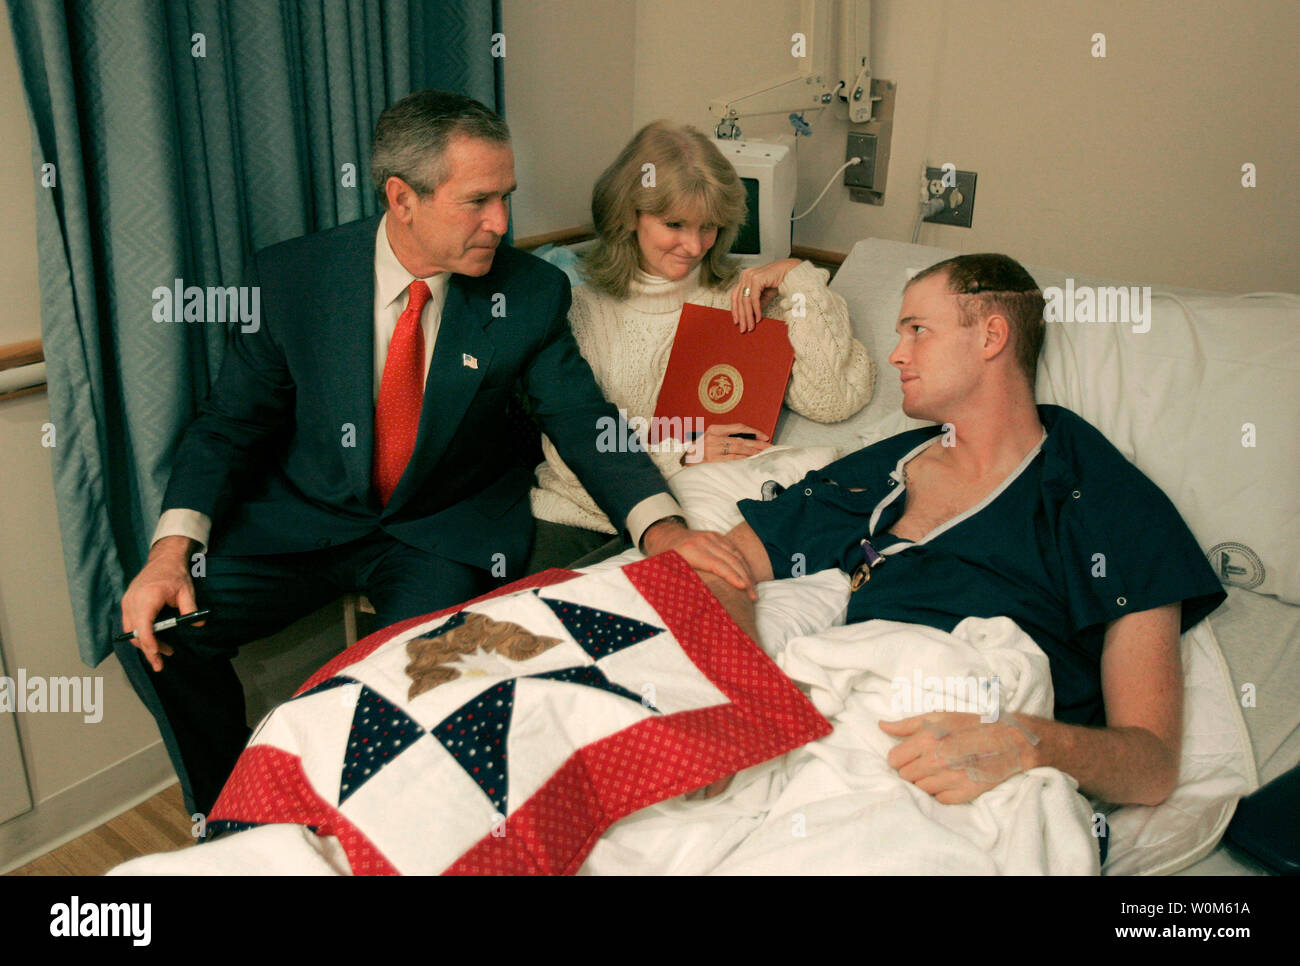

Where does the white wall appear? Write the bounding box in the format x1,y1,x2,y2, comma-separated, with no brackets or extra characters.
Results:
515,0,1297,294
502,0,637,238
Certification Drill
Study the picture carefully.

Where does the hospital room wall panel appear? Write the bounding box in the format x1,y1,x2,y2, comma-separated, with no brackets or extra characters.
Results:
630,0,1297,294
0,17,37,350
631,0,803,142
0,397,167,798
0,390,181,871
501,0,637,240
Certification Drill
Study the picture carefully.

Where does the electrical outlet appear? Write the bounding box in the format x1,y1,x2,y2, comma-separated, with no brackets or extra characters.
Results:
922,166,978,228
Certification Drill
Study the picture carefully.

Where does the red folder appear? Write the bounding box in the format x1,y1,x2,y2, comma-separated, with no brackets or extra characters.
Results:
653,302,795,442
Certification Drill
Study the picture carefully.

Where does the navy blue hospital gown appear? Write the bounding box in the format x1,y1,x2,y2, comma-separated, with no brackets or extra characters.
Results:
738,404,1226,727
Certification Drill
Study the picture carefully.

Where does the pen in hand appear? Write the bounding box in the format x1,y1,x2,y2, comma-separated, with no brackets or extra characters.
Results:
114,609,211,643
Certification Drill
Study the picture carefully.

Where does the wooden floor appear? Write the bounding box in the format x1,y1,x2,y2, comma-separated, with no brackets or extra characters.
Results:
6,783,195,876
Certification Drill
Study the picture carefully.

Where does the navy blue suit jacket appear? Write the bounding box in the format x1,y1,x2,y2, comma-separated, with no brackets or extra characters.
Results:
161,214,666,576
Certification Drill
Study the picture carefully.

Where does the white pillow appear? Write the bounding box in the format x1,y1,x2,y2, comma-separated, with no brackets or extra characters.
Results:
1102,618,1257,875
1037,292,1300,605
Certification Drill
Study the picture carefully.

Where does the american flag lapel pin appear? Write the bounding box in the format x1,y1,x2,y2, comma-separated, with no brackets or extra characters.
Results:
462,353,478,369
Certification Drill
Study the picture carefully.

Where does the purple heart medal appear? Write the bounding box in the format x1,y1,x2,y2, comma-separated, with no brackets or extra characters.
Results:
850,538,886,591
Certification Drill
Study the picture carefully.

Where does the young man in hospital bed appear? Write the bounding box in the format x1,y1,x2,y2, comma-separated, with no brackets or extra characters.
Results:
696,253,1225,811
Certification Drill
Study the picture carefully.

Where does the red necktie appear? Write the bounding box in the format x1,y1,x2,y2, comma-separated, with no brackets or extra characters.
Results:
373,279,433,506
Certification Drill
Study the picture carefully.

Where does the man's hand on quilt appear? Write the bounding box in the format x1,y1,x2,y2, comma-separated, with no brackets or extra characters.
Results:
641,517,757,601
120,535,204,672
880,712,1043,804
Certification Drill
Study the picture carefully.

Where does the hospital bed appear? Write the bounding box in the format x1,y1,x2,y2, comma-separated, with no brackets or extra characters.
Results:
778,239,1299,876
109,238,1299,876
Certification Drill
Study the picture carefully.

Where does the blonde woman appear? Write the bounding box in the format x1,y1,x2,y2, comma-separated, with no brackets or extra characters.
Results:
527,121,875,571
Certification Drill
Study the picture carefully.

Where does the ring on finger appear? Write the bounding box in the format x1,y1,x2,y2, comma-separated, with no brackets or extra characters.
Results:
742,287,751,297
723,440,730,455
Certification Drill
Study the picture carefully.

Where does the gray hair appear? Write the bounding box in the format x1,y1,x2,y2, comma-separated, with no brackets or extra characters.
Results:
370,89,510,207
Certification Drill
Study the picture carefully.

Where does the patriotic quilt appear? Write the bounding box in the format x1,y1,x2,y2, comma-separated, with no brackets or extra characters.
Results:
202,552,831,874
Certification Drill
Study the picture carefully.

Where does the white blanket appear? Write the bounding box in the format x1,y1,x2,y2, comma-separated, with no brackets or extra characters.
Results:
580,615,1099,875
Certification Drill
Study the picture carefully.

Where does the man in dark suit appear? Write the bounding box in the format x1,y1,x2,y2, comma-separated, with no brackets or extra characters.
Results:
119,90,754,816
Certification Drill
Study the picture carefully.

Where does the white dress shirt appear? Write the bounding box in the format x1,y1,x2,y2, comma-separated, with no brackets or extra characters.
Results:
372,213,448,400
153,215,680,554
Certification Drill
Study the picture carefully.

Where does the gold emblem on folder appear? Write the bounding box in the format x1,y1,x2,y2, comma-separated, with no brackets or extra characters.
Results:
699,364,743,414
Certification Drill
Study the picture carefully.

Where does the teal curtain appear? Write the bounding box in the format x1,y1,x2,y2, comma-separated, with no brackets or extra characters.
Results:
6,0,503,666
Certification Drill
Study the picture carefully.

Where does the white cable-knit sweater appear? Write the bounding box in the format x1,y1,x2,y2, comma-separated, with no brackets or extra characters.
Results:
530,260,875,533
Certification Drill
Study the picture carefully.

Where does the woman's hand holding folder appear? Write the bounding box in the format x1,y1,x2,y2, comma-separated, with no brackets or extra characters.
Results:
681,422,772,465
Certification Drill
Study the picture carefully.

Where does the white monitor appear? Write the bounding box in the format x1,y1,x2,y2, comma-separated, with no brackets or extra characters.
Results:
714,137,797,266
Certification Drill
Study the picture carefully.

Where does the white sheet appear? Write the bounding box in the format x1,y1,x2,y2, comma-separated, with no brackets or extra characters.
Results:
581,615,1098,875
109,823,352,876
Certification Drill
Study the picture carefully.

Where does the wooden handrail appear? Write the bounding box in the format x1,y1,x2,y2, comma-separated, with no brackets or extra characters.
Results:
791,244,847,271
0,384,44,403
514,226,595,250
0,338,43,373
0,338,46,403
